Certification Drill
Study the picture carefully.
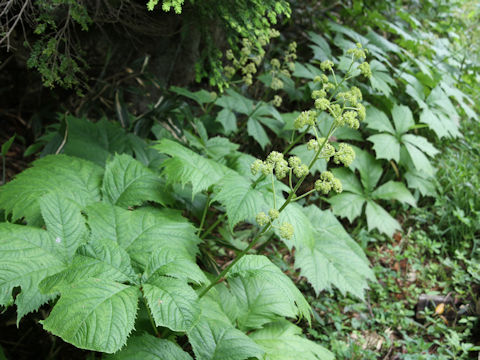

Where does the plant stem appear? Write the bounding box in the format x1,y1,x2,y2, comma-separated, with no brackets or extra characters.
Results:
197,193,210,236
141,290,159,337
200,214,226,240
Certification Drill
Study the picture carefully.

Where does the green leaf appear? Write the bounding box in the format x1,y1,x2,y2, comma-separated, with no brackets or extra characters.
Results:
420,108,460,139
296,237,373,299
216,109,238,134
371,181,416,207
350,147,383,192
39,192,87,261
401,134,439,157
365,107,395,134
331,168,363,194
39,238,138,294
188,318,264,360
0,155,103,224
367,134,401,162
404,170,436,197
250,320,334,360
214,172,268,231
305,206,368,261
170,86,216,105
143,276,200,331
403,142,436,176
328,193,366,223
0,223,65,322
102,154,168,208
365,201,400,237
143,248,207,285
154,139,228,197
60,117,133,166
85,203,201,268
392,104,414,135
295,206,374,299
41,279,140,353
247,118,270,149
369,60,395,96
106,333,193,360
1,135,15,157
215,89,254,115
226,255,311,325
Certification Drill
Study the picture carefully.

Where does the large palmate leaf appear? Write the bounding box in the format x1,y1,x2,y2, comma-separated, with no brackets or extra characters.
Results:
188,318,264,360
41,279,140,353
0,223,65,322
102,154,170,207
58,116,134,166
39,238,138,294
294,206,374,299
227,255,311,326
215,90,283,149
250,320,334,360
214,172,269,231
106,333,193,360
85,203,201,267
329,148,416,236
154,139,228,197
143,275,200,331
0,155,103,224
366,105,438,177
39,192,87,261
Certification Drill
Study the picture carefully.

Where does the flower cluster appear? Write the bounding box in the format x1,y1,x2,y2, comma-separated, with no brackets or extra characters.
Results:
333,143,356,167
251,151,313,180
314,171,343,194
293,110,317,129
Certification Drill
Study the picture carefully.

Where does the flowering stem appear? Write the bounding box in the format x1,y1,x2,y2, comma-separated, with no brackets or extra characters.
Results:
198,223,272,298
199,123,337,299
291,189,316,202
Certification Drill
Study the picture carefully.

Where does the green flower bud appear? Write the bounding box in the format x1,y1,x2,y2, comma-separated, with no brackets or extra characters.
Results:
320,60,334,71
332,178,343,193
334,143,356,167
275,159,289,179
315,98,330,111
315,179,332,194
267,151,284,165
261,161,274,175
268,209,280,220
288,156,302,168
256,212,270,226
293,164,309,178
359,62,372,78
271,58,281,69
279,222,294,240
251,159,263,175
307,139,319,151
273,95,282,107
357,103,366,121
226,49,234,60
312,90,327,100
271,77,284,90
